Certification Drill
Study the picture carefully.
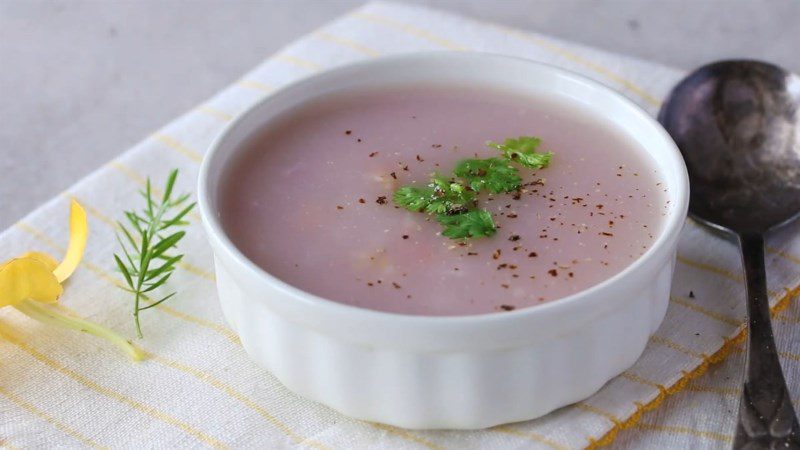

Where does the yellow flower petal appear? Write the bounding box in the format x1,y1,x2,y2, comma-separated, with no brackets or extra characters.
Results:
20,251,59,272
53,200,88,283
0,257,62,307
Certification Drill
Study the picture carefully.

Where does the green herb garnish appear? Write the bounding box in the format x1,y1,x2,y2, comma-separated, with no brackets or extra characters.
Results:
436,210,496,239
394,175,476,214
453,157,521,194
393,136,552,240
488,136,553,169
113,169,195,338
393,185,435,212
425,175,476,214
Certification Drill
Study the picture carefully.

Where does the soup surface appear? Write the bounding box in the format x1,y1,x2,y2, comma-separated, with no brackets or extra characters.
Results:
219,85,668,315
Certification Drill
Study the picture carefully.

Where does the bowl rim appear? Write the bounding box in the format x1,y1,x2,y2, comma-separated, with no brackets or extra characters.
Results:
198,51,689,328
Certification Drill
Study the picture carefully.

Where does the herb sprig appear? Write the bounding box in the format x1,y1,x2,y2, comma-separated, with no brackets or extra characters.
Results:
114,169,195,338
393,136,552,239
453,157,521,194
436,209,496,239
488,137,552,169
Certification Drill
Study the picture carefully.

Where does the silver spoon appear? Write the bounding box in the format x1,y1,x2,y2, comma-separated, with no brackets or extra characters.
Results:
659,60,800,448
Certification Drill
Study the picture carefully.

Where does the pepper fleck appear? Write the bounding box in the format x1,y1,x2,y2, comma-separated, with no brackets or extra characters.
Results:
509,235,521,242
358,198,366,204
345,130,352,135
528,252,538,257
548,269,558,277
402,235,409,239
369,151,378,157
500,305,516,311
376,196,387,205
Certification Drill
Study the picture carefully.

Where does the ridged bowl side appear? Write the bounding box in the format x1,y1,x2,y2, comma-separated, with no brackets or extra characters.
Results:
214,255,673,430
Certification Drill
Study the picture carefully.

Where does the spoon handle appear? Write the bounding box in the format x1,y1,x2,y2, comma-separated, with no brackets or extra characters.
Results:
734,233,799,448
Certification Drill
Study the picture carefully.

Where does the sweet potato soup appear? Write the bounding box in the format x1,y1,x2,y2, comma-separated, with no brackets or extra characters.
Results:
219,85,668,315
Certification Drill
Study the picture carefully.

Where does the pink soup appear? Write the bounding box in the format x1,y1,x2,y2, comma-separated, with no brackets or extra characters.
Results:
219,85,668,315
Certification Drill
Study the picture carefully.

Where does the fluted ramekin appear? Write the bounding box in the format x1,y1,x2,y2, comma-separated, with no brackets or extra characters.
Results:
198,53,689,430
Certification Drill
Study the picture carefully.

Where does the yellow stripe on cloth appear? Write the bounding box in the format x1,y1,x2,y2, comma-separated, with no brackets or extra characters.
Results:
620,372,668,394
684,384,740,396
369,424,442,450
274,54,322,72
649,335,707,359
316,32,381,57
352,12,465,51
676,255,742,283
670,297,740,327
633,423,733,444
575,402,622,426
0,385,107,449
0,322,228,449
152,134,203,163
236,79,275,93
196,106,233,122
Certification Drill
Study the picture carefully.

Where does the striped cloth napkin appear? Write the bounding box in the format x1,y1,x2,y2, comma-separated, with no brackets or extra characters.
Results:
2,2,798,449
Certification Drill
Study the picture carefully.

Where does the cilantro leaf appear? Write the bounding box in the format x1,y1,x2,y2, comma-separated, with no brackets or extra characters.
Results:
392,135,552,242
436,209,496,239
488,136,553,169
393,185,435,212
453,157,521,193
424,175,475,215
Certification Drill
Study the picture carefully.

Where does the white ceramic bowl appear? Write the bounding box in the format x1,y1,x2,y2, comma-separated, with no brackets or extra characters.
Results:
198,53,689,430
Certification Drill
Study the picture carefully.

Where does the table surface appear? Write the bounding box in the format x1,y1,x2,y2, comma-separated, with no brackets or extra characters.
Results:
1,0,799,230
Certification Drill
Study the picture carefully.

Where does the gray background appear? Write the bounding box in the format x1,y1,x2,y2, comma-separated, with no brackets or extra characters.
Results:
1,0,798,229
